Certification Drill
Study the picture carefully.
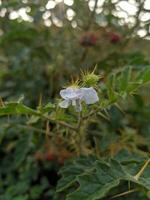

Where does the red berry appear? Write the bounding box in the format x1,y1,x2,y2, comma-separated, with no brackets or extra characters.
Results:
45,152,56,161
80,32,98,47
110,33,121,44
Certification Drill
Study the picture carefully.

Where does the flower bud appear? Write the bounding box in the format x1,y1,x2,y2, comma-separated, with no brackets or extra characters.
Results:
82,71,100,87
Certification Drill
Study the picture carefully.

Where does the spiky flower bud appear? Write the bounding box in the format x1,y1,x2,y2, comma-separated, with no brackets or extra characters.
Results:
82,70,100,87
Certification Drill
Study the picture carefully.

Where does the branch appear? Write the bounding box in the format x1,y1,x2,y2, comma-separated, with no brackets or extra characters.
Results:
88,0,99,30
80,0,99,64
41,115,77,131
4,123,51,135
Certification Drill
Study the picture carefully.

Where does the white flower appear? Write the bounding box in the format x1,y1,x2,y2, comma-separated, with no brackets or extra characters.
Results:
59,87,99,112
80,87,99,104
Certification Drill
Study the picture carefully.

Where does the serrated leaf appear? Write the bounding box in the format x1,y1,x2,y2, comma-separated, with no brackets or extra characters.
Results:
57,156,97,193
0,102,38,116
66,160,126,200
57,156,150,200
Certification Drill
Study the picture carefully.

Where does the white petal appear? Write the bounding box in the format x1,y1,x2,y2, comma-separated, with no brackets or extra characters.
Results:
81,87,99,104
60,88,83,100
59,100,70,108
60,88,71,100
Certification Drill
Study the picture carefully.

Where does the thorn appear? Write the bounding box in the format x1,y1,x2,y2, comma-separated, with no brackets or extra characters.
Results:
134,158,150,181
109,189,137,199
0,97,5,107
38,93,43,107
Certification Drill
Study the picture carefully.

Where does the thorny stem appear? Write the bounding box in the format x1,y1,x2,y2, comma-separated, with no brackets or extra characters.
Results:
57,120,77,131
41,114,77,131
0,97,5,107
4,123,51,136
77,111,82,129
41,111,86,155
76,112,84,155
94,136,101,158
109,189,137,199
80,0,98,64
83,107,100,119
134,158,150,181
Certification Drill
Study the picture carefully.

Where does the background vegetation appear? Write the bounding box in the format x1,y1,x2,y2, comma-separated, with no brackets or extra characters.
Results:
0,0,150,200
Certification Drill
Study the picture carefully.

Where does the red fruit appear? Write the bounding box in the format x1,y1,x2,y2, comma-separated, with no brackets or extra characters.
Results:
110,33,121,44
80,32,98,47
45,152,56,161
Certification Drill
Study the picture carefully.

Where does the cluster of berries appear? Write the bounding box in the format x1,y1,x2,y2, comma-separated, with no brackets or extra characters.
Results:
79,31,121,47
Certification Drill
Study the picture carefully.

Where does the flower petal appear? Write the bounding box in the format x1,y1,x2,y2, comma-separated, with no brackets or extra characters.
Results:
60,88,83,100
60,89,71,100
59,100,70,108
81,87,99,104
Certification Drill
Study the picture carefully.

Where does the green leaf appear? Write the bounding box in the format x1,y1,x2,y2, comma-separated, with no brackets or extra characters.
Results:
136,66,150,83
66,160,126,200
30,185,44,200
13,196,28,200
57,156,97,193
119,66,132,92
0,102,38,116
5,181,29,197
38,102,55,113
12,133,33,169
57,156,150,200
27,116,40,124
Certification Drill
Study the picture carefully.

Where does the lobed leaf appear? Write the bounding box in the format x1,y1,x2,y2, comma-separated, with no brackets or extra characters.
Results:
57,156,150,200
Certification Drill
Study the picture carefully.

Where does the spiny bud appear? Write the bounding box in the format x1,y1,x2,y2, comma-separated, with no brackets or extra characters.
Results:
81,69,101,87
63,76,80,89
65,77,80,89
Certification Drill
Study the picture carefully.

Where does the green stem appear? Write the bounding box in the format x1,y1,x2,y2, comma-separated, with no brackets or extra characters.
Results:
41,114,77,131
94,136,100,158
4,123,51,136
77,112,82,155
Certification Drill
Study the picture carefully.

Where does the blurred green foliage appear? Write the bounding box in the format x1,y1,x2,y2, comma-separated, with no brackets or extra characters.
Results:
0,0,150,200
